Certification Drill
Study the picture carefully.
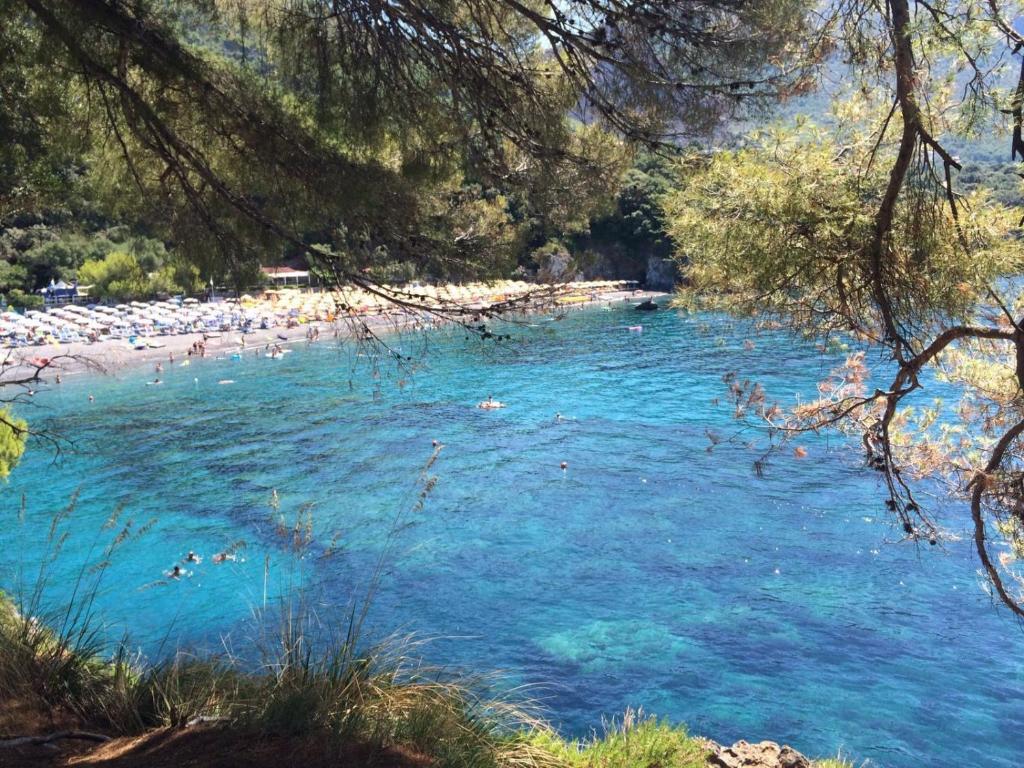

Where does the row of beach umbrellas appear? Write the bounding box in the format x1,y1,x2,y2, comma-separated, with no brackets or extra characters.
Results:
1,281,632,347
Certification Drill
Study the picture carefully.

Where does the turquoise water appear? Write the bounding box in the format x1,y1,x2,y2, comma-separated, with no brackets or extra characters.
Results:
3,303,1023,766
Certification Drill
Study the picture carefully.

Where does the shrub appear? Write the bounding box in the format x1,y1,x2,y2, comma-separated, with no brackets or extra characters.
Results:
77,251,149,301
530,710,711,768
4,288,44,310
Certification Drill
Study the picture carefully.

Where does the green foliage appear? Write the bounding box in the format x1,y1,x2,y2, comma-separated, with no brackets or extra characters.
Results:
3,0,812,292
4,288,43,310
20,233,114,287
0,408,27,480
663,121,1024,337
148,262,201,298
530,713,711,768
0,225,184,308
584,151,676,259
958,162,1024,208
0,260,28,293
75,249,191,301
77,251,148,301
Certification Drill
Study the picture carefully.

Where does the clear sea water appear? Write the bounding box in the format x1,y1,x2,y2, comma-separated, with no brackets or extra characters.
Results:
2,302,1023,767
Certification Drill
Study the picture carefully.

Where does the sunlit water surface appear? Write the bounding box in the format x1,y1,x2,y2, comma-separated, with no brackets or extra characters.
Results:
3,303,1023,766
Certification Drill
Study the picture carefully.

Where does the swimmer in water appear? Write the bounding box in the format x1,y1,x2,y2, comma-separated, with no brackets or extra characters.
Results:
477,394,505,410
148,378,162,386
168,564,182,579
212,552,236,564
88,394,94,402
185,550,201,564
55,374,61,384
155,362,163,373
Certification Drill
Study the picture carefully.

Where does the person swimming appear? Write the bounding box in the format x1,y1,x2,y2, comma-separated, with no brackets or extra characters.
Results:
168,564,182,579
212,552,236,564
185,550,201,564
477,394,505,410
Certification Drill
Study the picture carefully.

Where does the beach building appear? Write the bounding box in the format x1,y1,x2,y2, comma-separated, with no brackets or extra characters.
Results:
39,280,82,306
261,266,312,287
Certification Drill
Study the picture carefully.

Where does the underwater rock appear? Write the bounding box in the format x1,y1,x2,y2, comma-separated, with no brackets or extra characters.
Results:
635,299,659,311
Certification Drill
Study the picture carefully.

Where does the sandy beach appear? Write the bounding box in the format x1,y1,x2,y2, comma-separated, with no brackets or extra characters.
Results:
7,289,667,382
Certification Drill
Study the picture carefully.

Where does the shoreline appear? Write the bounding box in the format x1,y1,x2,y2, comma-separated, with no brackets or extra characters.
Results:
12,289,668,382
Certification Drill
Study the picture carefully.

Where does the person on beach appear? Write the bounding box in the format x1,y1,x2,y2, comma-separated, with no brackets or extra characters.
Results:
55,374,61,384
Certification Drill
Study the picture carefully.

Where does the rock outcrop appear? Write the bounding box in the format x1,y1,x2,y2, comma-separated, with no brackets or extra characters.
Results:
706,740,811,768
644,256,679,291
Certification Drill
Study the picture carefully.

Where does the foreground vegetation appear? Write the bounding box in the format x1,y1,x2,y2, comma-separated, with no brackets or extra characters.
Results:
0,591,852,768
